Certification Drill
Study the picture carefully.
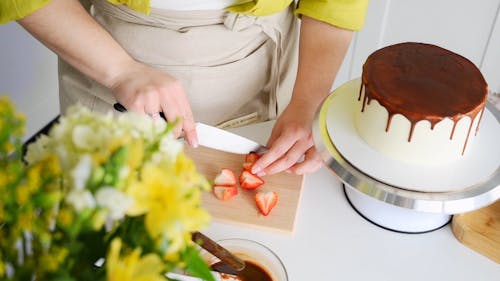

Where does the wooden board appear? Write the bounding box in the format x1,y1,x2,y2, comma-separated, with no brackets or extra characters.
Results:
184,145,304,234
451,200,500,263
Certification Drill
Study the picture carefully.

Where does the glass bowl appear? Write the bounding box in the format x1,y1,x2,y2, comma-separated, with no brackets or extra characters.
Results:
200,238,288,281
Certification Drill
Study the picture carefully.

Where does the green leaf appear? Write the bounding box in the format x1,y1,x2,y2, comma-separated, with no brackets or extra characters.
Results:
182,246,215,281
102,146,128,186
46,271,77,281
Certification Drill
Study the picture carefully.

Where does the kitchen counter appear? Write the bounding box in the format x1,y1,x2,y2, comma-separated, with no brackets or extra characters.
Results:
203,121,500,281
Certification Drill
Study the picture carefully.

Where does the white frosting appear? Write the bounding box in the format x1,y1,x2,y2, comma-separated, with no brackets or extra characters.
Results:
354,86,483,166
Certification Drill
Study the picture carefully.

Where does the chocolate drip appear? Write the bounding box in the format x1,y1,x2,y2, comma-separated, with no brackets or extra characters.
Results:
450,121,458,140
386,113,393,132
359,42,488,154
475,107,486,136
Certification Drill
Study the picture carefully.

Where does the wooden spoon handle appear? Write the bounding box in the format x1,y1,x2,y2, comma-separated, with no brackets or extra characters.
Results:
192,231,246,272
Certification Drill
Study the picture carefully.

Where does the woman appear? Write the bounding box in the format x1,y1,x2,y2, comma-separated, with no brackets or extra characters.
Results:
1,0,368,176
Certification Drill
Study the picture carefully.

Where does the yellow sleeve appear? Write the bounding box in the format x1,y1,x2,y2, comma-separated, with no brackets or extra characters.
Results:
227,0,293,17
295,0,369,31
0,0,52,24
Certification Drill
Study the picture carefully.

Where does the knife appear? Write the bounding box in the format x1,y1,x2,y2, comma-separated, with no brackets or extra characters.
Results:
113,103,267,155
195,122,266,155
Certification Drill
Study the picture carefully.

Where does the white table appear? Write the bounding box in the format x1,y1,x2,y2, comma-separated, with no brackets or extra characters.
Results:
203,121,500,281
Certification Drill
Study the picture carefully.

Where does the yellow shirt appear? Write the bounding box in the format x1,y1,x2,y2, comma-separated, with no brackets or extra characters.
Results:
0,0,368,30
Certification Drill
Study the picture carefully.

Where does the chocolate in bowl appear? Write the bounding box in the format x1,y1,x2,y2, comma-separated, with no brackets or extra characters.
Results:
200,238,288,281
211,260,273,281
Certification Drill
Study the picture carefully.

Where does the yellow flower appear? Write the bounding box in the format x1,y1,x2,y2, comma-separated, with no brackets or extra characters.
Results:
18,212,34,230
15,183,30,205
57,209,74,228
126,139,144,171
2,142,14,155
91,209,108,230
106,238,165,281
0,259,4,278
0,172,6,190
126,163,210,255
0,203,4,221
26,164,42,192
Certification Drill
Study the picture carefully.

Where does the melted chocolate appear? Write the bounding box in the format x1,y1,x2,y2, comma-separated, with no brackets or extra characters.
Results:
359,42,487,154
211,260,273,281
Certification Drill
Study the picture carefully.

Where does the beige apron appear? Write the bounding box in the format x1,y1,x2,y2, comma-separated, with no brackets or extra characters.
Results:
59,0,298,128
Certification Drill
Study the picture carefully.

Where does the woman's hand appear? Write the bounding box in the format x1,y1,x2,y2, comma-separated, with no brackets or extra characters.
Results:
251,16,353,176
251,101,323,176
110,61,198,146
18,0,198,147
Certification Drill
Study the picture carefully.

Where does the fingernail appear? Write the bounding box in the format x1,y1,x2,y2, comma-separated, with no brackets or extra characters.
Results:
251,166,260,174
191,138,198,148
256,171,266,177
285,169,292,174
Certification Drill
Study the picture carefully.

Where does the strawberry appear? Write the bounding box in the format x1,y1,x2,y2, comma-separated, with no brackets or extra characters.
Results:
255,191,278,216
213,185,238,201
245,152,261,163
239,170,264,190
243,152,261,171
214,168,237,186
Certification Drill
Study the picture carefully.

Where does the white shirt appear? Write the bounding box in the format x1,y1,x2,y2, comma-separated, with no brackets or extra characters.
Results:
150,0,252,10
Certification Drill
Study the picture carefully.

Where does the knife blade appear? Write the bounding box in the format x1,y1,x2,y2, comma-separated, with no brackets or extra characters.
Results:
195,122,266,155
113,103,266,155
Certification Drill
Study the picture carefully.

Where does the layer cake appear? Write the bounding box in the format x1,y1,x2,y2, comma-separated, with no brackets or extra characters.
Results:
354,42,487,165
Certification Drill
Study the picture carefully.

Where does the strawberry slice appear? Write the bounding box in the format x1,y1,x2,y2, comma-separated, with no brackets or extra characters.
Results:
245,152,261,163
213,185,238,201
239,170,264,190
243,152,261,171
214,168,237,186
255,191,278,216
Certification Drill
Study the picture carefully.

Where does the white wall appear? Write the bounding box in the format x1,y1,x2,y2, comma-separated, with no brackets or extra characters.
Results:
1,0,499,138
0,21,59,140
334,0,500,92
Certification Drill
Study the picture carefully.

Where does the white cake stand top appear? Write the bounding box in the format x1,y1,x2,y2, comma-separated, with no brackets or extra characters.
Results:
313,78,500,214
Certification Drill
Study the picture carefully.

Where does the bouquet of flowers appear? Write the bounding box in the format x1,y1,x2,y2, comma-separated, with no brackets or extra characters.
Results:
0,96,215,281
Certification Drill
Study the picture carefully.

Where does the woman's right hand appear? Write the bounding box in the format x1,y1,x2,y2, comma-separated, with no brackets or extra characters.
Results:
110,60,198,147
17,0,198,147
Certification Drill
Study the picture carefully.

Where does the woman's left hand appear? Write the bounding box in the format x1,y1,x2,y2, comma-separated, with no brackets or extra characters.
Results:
251,102,324,176
250,16,353,176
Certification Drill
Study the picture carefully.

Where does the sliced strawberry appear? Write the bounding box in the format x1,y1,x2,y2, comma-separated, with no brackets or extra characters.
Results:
255,191,278,216
245,152,261,163
214,168,237,186
239,170,264,190
243,152,261,171
242,161,254,172
213,185,238,201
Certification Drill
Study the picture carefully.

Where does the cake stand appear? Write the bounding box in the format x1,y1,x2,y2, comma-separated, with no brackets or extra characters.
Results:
313,78,500,233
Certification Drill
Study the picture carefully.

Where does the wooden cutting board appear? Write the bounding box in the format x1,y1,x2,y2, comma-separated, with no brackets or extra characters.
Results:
451,200,500,263
184,145,304,234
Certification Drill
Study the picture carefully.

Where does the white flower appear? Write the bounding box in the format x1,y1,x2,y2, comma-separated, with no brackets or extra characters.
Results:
95,187,134,221
117,112,167,141
71,154,92,190
157,135,183,161
66,189,96,212
24,135,50,164
72,125,97,150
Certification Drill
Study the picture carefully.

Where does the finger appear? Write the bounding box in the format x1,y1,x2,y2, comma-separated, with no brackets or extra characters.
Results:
261,139,313,176
288,147,324,175
251,135,296,175
125,87,159,115
148,112,162,121
182,111,198,147
142,87,161,112
162,104,183,138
